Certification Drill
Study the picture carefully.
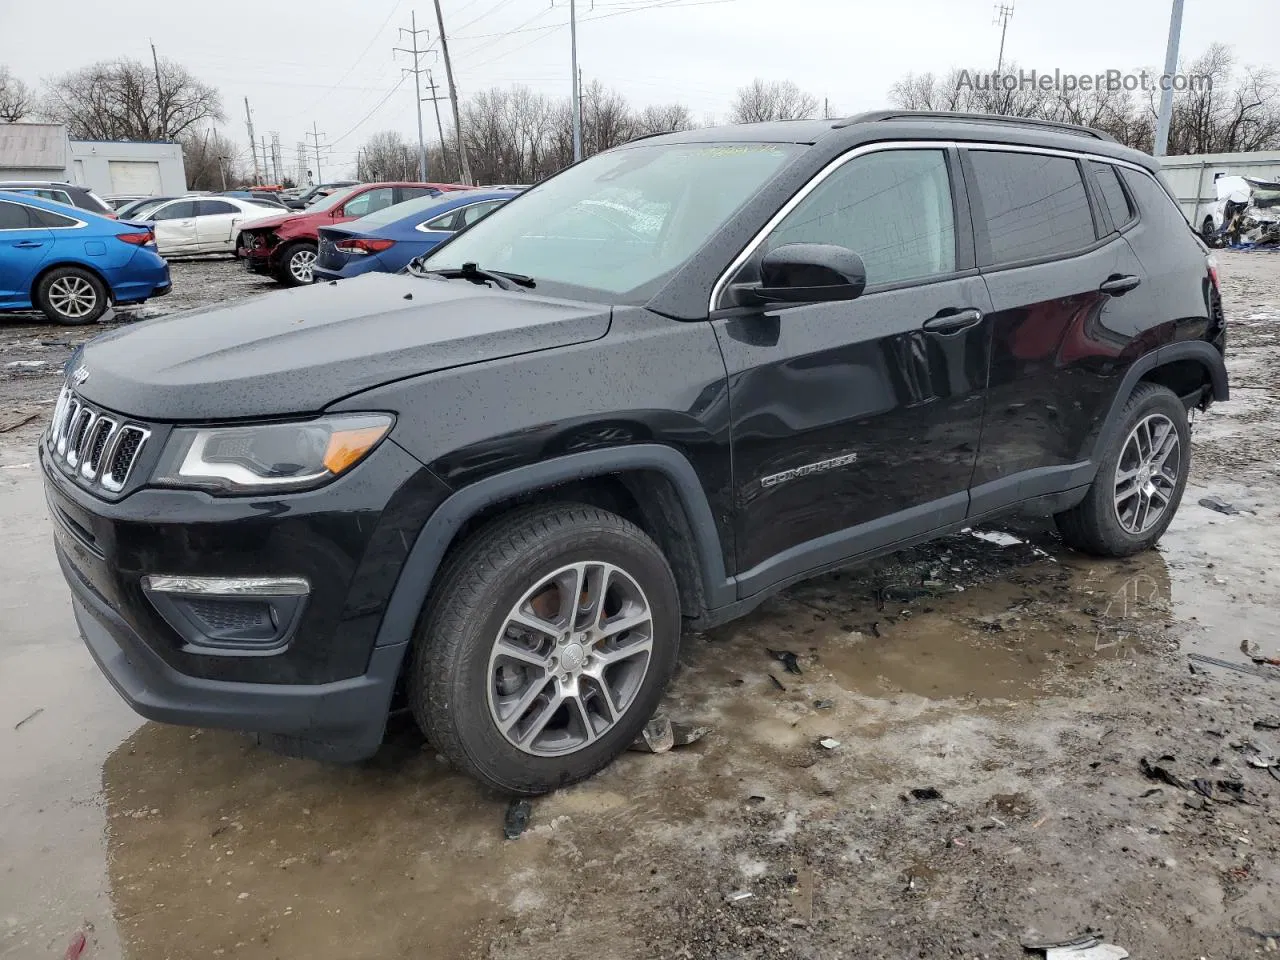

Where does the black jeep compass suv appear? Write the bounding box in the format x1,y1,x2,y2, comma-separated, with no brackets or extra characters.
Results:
43,111,1227,794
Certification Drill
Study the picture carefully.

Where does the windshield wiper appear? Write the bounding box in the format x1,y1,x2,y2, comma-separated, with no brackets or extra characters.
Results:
419,261,536,290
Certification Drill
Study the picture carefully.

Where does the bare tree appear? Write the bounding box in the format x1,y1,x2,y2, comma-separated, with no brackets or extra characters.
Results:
180,128,242,191
0,66,35,122
358,130,416,181
634,102,695,136
728,79,819,123
41,57,223,141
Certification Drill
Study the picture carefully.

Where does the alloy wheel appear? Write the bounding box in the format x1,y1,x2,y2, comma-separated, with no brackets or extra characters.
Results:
1113,413,1181,535
47,276,97,319
486,561,654,757
289,248,317,283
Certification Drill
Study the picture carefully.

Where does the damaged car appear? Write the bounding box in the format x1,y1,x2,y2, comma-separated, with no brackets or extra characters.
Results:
1199,173,1280,247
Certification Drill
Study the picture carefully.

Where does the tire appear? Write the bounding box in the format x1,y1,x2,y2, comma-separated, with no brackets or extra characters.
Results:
1055,382,1190,557
1202,216,1215,240
276,241,317,287
35,266,108,325
410,503,681,795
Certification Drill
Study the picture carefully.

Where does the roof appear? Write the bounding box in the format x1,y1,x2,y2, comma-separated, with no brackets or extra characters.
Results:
628,110,1157,171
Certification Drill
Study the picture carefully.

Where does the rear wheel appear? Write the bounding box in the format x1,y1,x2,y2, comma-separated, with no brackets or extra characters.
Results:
35,267,108,325
276,241,317,286
410,503,681,795
1202,216,1216,240
1055,382,1190,557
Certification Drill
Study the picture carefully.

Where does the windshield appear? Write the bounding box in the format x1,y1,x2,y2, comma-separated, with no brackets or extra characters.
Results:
423,142,800,300
308,185,362,213
351,191,449,230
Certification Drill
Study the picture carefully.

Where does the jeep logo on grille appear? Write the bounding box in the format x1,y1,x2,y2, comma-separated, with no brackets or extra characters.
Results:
70,366,89,386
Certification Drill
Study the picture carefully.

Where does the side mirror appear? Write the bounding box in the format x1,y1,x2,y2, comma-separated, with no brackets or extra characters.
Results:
751,243,867,304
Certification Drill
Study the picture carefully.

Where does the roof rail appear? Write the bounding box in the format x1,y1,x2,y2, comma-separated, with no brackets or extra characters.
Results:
837,110,1117,143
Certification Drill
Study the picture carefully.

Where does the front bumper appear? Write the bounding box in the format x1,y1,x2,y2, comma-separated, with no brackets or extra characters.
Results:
41,427,452,760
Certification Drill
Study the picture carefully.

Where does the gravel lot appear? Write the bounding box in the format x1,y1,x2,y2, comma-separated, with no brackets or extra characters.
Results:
2,253,1279,960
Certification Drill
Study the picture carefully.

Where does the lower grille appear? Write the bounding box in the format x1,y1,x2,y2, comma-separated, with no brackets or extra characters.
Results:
48,385,150,494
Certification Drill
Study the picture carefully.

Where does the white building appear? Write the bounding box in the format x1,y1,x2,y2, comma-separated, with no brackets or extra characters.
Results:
1159,150,1280,231
0,122,187,196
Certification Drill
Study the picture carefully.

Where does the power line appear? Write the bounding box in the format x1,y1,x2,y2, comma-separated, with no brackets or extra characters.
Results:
330,74,411,145
394,9,437,181
300,0,405,115
453,0,734,41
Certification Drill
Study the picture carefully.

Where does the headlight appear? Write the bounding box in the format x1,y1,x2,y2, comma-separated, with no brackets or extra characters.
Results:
153,413,393,494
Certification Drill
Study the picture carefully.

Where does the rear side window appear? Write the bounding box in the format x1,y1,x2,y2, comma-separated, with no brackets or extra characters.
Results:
31,207,78,228
1089,161,1135,228
0,200,33,229
196,200,238,216
967,151,1096,265
764,148,957,286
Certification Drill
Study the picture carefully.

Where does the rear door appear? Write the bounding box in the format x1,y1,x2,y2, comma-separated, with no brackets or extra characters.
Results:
338,186,396,221
149,199,199,255
0,200,53,306
713,145,993,594
194,199,246,253
962,147,1150,515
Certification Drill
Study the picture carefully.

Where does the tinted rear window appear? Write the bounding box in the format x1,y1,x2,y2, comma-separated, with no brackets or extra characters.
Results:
31,206,78,227
968,151,1096,265
1089,160,1135,228
0,200,33,229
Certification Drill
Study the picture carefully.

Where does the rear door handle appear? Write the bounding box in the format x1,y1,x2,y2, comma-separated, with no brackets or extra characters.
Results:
12,240,44,248
1100,274,1141,295
922,307,984,334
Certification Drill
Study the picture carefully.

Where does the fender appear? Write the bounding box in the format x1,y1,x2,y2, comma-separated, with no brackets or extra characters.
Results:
371,443,734,650
1093,340,1228,462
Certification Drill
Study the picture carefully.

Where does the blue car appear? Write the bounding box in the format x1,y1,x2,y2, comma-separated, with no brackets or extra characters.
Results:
0,191,170,325
312,189,520,281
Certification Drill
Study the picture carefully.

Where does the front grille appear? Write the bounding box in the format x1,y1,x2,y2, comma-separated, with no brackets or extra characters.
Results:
47,385,150,494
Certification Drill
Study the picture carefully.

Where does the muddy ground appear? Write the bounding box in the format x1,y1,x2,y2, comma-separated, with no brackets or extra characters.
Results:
2,253,1280,960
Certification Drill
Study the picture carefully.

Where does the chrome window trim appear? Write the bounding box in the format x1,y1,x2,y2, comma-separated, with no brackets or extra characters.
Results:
707,138,1161,313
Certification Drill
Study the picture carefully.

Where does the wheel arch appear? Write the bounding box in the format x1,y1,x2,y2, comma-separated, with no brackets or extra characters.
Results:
31,259,113,304
372,444,734,654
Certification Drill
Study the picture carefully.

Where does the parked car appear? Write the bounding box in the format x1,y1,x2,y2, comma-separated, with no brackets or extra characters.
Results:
115,196,182,220
0,190,168,324
283,181,360,210
104,195,149,211
145,196,283,257
237,182,470,286
41,112,1227,795
314,188,519,281
218,190,289,209
1197,173,1280,246
0,181,116,218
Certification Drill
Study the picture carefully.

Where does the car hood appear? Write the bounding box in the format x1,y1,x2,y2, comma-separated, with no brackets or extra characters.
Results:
238,210,302,232
75,272,612,420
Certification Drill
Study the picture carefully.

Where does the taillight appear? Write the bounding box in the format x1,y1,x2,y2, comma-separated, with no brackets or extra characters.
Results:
116,230,154,246
335,237,395,255
1207,256,1221,294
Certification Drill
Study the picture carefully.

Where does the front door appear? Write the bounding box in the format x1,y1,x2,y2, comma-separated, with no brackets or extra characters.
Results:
149,199,199,256
713,146,992,596
0,199,53,306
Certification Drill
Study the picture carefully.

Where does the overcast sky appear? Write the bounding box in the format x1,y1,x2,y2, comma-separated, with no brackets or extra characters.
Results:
1,0,1275,177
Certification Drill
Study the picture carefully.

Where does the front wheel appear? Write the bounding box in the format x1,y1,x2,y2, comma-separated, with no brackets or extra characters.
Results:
1055,382,1190,557
276,241,317,287
410,504,681,795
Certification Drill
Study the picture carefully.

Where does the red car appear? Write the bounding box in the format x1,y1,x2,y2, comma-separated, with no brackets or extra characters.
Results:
236,182,471,286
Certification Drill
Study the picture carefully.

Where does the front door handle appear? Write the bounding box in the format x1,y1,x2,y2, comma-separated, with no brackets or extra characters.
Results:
12,240,44,248
1100,274,1141,295
922,307,984,334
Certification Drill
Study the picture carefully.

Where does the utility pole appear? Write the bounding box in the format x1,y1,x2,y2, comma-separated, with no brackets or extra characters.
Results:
261,136,271,183
150,40,166,139
1153,0,1185,158
395,10,433,181
307,122,326,183
570,0,582,161
993,2,1014,75
432,0,472,183
271,132,282,186
823,96,830,120
425,70,450,178
244,97,260,185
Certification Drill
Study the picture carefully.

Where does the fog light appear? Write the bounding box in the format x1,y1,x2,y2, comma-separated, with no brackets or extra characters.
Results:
142,575,309,652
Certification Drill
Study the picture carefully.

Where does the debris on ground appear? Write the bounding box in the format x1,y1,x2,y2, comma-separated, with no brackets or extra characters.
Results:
725,890,754,903
0,410,40,433
1023,933,1129,959
817,737,841,750
4,360,48,370
503,798,531,840
1199,495,1242,515
13,707,42,730
812,699,834,710
1140,756,1189,790
907,787,943,802
767,674,787,692
628,715,709,753
63,930,86,960
766,647,803,674
1188,652,1280,680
